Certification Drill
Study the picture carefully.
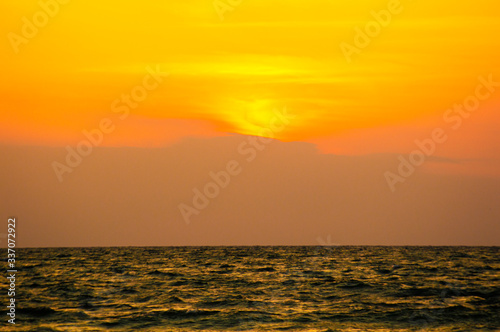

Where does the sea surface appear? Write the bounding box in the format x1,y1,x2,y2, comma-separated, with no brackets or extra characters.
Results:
2,246,499,331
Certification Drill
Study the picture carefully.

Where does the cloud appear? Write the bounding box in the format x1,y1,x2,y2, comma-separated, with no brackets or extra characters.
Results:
2,136,499,247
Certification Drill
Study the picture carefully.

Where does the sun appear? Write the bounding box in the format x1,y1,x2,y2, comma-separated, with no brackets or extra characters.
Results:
245,100,275,128
238,100,282,138
217,98,293,139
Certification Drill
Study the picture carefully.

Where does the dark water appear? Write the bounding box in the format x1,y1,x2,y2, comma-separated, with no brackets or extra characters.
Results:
2,246,499,331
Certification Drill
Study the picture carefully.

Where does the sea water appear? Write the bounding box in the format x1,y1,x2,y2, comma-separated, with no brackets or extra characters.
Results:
2,246,499,331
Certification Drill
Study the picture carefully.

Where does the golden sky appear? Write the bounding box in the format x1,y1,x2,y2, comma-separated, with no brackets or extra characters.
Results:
1,0,500,171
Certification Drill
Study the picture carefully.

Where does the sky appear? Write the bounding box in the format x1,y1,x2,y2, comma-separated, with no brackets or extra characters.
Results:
1,0,499,247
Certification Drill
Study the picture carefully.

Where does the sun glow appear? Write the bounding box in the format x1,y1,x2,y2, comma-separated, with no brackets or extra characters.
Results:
1,0,500,154
244,100,279,135
217,99,287,138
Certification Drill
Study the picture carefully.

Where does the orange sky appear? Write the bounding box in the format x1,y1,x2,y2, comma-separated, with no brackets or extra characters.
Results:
1,0,500,173
2,1,500,247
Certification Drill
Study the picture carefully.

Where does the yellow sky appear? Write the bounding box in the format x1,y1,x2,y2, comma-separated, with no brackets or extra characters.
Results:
1,0,500,164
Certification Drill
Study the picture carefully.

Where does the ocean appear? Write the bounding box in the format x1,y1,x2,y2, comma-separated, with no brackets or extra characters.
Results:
3,246,499,331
